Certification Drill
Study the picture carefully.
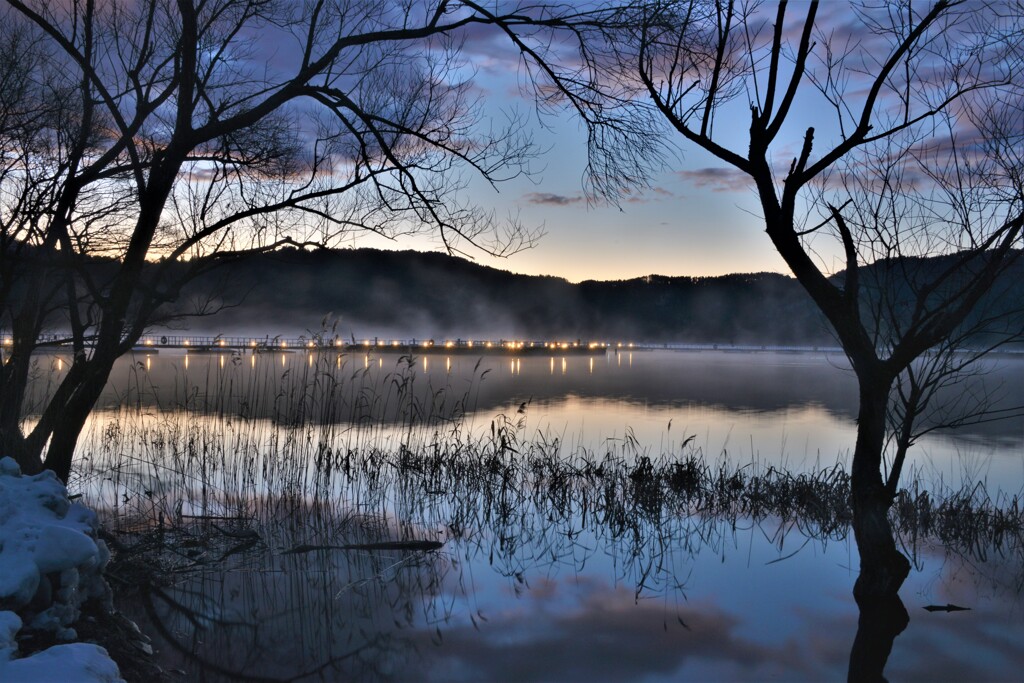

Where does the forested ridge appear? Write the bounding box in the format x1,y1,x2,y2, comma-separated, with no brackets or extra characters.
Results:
191,247,834,343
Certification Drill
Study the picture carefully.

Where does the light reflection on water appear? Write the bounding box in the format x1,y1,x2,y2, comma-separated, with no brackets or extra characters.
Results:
51,348,1021,492
37,348,1024,679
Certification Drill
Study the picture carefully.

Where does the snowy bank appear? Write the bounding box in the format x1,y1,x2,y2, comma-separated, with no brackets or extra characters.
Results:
0,457,123,682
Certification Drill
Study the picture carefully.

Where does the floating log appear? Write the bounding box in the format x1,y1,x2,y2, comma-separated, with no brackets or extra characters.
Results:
922,604,971,612
282,539,444,554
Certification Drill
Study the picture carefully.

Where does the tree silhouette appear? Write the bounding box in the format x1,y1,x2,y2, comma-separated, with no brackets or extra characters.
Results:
0,0,606,481
589,0,1024,599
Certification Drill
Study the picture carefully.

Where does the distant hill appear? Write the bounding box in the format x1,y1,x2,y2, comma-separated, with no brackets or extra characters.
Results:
184,247,833,344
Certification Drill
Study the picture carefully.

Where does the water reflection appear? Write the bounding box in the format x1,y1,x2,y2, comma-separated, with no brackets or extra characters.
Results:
26,347,1024,678
849,595,909,682
14,349,1015,507
119,509,446,681
85,409,1024,682
21,350,1024,490
0,350,920,407
36,349,1024,434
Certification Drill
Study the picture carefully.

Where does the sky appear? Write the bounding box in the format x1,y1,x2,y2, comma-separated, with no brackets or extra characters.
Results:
8,1,1009,286
66,0,998,287
352,110,784,283
348,57,783,284
337,0,1014,285
342,2,855,284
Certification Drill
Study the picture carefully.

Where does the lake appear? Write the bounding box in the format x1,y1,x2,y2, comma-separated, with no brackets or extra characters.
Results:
45,348,1024,681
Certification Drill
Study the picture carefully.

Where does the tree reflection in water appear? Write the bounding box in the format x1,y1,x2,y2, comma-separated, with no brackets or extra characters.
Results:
848,594,909,683
86,409,1023,681
109,507,448,681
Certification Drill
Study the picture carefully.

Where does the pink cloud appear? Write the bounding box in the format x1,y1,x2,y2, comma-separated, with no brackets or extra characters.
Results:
676,167,752,193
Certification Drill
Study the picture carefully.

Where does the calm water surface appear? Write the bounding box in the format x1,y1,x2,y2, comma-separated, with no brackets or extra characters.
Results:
71,347,1024,489
45,349,1024,680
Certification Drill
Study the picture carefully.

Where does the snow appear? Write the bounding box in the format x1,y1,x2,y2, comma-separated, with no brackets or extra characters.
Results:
0,611,19,660
0,640,123,683
0,457,123,682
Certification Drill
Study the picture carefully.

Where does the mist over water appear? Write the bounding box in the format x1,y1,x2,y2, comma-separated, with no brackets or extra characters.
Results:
33,347,1024,493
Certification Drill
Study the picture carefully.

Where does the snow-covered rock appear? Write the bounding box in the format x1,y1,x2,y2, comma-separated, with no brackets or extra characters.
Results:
0,639,123,682
0,610,20,660
0,457,123,682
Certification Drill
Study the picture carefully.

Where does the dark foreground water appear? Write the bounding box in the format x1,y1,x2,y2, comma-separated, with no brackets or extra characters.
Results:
50,349,1024,681
114,509,1024,682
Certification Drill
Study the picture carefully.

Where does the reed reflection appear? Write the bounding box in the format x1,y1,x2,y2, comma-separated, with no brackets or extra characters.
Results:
84,397,1024,682
112,506,446,681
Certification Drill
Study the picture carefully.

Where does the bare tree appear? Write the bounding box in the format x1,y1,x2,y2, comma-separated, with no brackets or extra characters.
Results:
0,0,607,482
609,0,1024,600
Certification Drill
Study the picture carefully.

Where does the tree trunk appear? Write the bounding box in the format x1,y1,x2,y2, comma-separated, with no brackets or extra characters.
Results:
1,355,42,473
850,374,911,600
42,360,116,482
847,594,909,682
43,403,93,483
0,425,36,474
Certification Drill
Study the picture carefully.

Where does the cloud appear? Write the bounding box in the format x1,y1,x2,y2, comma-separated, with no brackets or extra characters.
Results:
398,578,831,683
522,186,673,208
521,191,587,206
456,22,523,65
676,167,752,193
624,185,676,204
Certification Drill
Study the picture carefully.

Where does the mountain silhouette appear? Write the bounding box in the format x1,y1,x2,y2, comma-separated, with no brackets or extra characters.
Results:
183,247,832,343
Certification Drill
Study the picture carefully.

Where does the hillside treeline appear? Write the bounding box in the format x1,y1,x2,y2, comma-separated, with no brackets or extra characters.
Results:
191,248,831,343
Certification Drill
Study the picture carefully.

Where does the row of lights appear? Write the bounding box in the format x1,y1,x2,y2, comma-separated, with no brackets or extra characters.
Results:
127,338,637,349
